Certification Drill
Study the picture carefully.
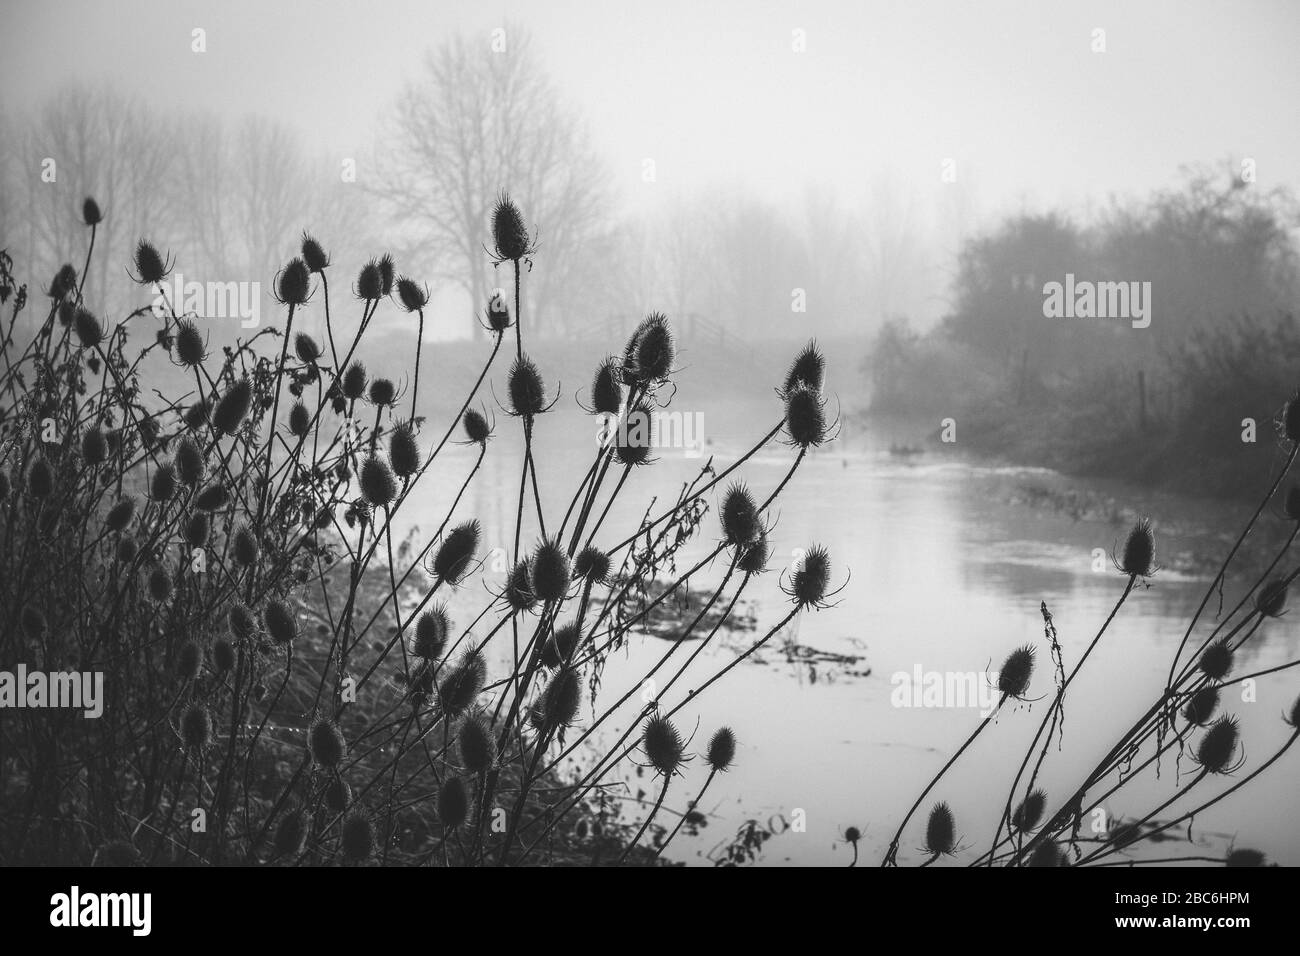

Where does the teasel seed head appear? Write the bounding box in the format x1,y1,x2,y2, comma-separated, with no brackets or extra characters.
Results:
174,318,206,367
706,726,737,772
531,538,572,604
1119,517,1156,577
738,533,771,574
1286,693,1300,729
457,713,496,773
624,313,675,385
301,232,329,273
212,378,253,435
285,401,309,438
340,812,375,862
574,546,611,584
389,423,420,478
82,196,103,226
176,639,202,680
106,497,136,532
174,435,204,486
508,355,547,417
784,385,829,447
228,602,257,641
233,525,259,566
184,512,210,548
195,482,229,512
1195,715,1240,774
720,482,762,546
341,362,367,401
486,289,512,330
263,598,298,645
377,254,396,296
276,257,311,306
148,566,173,602
1255,578,1288,618
325,777,352,813
787,543,832,609
1226,848,1266,867
505,559,537,611
1198,638,1234,681
925,802,956,856
614,403,655,467
212,638,236,673
273,808,308,857
643,715,685,776
309,717,347,768
541,667,582,728
1183,685,1220,726
997,644,1036,700
48,263,78,299
294,332,322,365
356,260,383,301
783,340,826,396
396,276,428,312
81,426,108,465
438,777,470,829
491,192,531,262
150,462,177,501
432,520,481,585
368,377,396,407
133,240,169,285
1012,789,1047,832
179,702,212,751
1028,839,1067,867
73,307,104,349
411,604,450,660
591,357,623,415
359,456,397,507
116,537,138,564
183,398,210,431
463,408,492,444
541,621,583,669
438,652,487,716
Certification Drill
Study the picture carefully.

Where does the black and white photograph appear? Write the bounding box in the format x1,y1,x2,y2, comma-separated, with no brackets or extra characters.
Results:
0,0,1295,933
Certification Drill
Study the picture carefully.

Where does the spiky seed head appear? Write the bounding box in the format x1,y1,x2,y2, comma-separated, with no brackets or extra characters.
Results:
48,263,78,299
59,300,77,326
1256,578,1288,618
294,332,322,365
574,546,611,584
82,196,103,226
492,192,530,262
720,482,761,546
625,313,675,384
432,520,481,585
179,703,212,750
368,377,396,407
845,825,861,843
325,777,352,813
1288,694,1300,729
541,621,583,669
389,424,420,478
1196,715,1240,774
174,435,204,486
531,538,571,604
150,463,177,502
463,408,491,443
288,401,310,438
738,534,771,574
73,308,104,349
174,318,205,366
359,456,396,507
212,378,253,434
183,398,210,431
233,526,259,566
783,340,826,395
228,602,257,640
184,512,210,548
148,567,173,602
117,537,138,563
176,639,202,680
106,497,136,532
82,426,108,465
411,605,450,660
133,241,167,284
340,812,375,862
591,357,623,415
309,717,347,767
1198,638,1234,681
614,404,654,466
784,385,828,447
707,727,737,772
1120,518,1156,577
541,668,582,728
439,652,487,715
486,289,511,330
212,638,236,672
20,605,46,639
341,362,367,401
1183,686,1220,726
457,715,496,773
301,233,329,273
925,802,956,856
1226,848,1266,867
277,257,310,305
505,560,537,611
1012,789,1047,831
273,809,308,857
643,715,684,775
438,777,470,829
396,276,427,312
1028,839,1066,867
377,254,395,296
357,260,383,300
264,598,297,645
998,644,1036,699
195,482,228,512
789,544,831,608
508,355,546,417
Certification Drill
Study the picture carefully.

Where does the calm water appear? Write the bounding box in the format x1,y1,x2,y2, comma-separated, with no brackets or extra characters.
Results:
392,396,1300,867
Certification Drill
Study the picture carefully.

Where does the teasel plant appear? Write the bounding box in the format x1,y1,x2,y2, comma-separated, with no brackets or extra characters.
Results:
0,191,836,867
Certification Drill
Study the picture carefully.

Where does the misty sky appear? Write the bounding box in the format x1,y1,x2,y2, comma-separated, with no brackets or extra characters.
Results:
5,0,1300,225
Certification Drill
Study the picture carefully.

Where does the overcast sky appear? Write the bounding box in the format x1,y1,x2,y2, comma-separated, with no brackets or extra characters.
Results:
5,0,1300,226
